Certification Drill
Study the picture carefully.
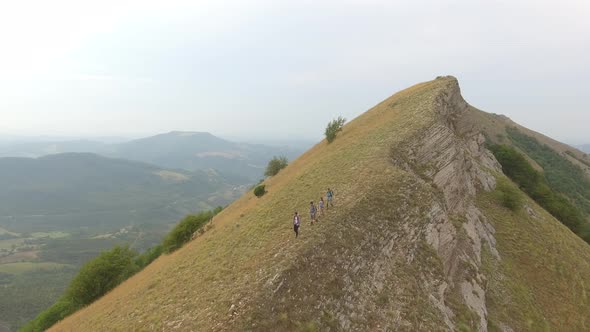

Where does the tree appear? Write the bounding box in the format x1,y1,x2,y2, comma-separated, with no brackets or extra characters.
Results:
325,116,346,143
265,156,288,177
65,245,139,307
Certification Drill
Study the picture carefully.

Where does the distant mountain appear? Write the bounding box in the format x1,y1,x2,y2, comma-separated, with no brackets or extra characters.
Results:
0,153,242,233
0,132,307,182
0,140,109,158
108,131,303,182
578,144,590,153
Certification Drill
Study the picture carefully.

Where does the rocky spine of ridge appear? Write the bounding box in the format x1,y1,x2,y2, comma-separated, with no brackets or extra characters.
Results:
391,77,502,331
242,78,505,331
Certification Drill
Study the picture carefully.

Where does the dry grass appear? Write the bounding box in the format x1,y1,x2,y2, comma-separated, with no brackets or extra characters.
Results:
50,76,590,331
51,78,449,331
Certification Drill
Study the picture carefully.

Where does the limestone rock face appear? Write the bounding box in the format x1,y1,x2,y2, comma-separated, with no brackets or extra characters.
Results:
392,77,502,331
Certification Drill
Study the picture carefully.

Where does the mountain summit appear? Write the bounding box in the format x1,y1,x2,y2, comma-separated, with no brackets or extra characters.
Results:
51,77,590,331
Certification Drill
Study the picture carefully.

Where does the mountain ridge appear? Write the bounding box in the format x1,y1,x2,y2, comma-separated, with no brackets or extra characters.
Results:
50,77,590,331
0,132,305,182
0,152,240,232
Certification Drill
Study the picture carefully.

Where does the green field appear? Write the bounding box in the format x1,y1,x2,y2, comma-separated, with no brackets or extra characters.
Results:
0,238,25,250
30,232,69,239
0,262,71,275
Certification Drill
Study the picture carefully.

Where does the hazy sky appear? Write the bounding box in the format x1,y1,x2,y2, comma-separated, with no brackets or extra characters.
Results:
1,0,589,142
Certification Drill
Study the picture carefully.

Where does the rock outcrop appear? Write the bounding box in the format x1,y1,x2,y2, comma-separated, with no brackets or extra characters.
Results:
392,77,502,331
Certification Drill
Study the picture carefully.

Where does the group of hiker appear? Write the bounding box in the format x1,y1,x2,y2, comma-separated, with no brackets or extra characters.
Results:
293,188,334,238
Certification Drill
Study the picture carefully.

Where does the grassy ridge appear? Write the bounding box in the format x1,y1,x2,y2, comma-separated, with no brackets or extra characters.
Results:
48,77,590,331
50,77,441,332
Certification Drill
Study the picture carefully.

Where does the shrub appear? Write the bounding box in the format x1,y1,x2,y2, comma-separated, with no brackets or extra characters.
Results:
325,116,346,143
21,246,139,331
20,299,76,332
254,184,266,197
161,208,221,253
265,156,288,177
134,244,163,268
22,207,224,331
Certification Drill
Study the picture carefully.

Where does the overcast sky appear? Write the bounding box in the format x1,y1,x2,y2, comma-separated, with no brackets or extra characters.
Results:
1,0,588,143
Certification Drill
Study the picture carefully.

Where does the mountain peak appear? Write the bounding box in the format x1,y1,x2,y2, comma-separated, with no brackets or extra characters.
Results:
50,77,590,332
166,131,214,137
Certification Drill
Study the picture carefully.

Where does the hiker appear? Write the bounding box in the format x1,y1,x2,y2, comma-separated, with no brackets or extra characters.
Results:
293,211,300,238
326,188,334,208
318,197,325,217
309,201,317,224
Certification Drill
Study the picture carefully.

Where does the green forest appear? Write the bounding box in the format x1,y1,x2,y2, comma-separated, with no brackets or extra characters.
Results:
490,140,590,243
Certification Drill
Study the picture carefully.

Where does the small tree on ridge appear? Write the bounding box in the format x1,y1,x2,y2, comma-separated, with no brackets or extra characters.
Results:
325,116,346,143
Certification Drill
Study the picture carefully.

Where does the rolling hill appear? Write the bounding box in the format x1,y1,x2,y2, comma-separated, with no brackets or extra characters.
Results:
50,77,590,331
0,153,244,331
0,132,306,182
0,153,241,233
109,131,304,182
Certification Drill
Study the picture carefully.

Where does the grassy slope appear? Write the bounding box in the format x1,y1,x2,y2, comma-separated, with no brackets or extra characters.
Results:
51,77,590,331
464,109,590,179
480,176,590,331
51,78,440,331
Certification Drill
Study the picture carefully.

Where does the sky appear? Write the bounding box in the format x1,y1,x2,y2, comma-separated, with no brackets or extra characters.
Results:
0,0,589,143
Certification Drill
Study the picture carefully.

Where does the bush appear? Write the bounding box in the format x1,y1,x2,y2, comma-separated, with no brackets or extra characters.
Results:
495,178,523,211
20,299,76,332
254,184,266,197
265,156,288,177
161,208,221,253
325,116,346,143
21,246,139,332
22,207,224,331
134,244,163,268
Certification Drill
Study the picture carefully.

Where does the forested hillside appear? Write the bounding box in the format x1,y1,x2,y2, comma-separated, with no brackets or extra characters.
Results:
0,153,243,331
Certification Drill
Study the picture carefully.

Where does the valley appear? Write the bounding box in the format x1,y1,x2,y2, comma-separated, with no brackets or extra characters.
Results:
0,135,305,331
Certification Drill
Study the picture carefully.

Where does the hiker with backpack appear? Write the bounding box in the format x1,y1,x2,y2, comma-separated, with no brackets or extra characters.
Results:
309,201,317,224
293,211,300,238
326,188,334,208
318,197,325,217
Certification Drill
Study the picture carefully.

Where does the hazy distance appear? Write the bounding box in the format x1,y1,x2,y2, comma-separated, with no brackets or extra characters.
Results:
1,0,589,143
